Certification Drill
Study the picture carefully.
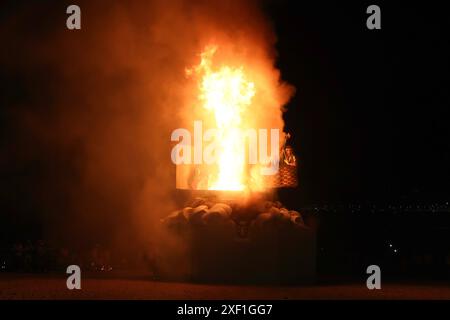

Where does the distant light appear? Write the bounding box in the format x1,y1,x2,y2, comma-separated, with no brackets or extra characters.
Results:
394,249,398,253
389,244,393,248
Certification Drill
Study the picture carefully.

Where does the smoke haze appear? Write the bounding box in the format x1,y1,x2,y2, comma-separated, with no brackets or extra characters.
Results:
0,0,294,256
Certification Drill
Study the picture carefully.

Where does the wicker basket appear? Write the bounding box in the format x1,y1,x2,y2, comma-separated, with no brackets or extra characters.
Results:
277,162,298,188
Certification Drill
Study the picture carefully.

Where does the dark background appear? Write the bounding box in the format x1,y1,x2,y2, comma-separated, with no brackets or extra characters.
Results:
265,1,450,279
266,1,450,203
1,1,449,279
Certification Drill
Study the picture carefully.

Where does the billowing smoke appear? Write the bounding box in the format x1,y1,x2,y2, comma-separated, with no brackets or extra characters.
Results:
0,0,294,263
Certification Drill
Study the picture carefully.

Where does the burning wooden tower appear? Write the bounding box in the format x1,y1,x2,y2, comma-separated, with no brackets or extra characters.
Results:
159,45,315,284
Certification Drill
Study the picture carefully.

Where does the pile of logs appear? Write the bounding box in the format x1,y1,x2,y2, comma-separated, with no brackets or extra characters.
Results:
161,197,305,234
158,197,315,284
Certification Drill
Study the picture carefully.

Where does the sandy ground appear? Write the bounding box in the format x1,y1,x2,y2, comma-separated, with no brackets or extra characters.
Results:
0,273,449,300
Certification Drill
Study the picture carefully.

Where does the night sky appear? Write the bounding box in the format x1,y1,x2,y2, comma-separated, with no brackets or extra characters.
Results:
1,1,449,242
266,1,450,203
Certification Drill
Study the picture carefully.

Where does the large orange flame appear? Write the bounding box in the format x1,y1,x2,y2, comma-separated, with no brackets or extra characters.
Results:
187,45,258,191
185,43,291,192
